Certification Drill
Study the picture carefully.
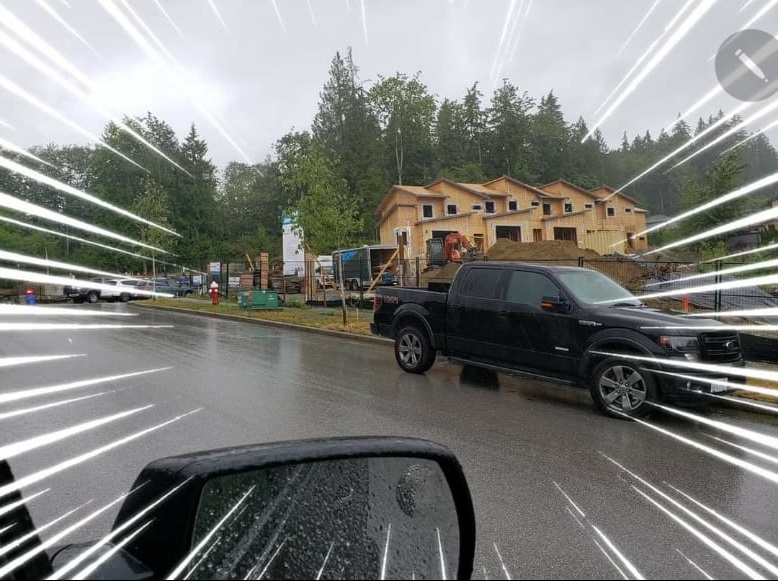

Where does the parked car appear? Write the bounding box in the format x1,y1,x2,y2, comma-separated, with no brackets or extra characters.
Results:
100,279,143,302
372,261,746,419
136,278,194,297
63,278,107,304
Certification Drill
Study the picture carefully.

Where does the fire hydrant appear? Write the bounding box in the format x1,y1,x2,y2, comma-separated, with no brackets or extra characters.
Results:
25,288,36,305
209,281,220,305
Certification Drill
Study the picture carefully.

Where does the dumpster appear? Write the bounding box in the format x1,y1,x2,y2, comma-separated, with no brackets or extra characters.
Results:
237,290,280,310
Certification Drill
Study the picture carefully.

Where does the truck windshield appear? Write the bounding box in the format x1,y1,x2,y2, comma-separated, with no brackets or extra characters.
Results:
557,270,642,307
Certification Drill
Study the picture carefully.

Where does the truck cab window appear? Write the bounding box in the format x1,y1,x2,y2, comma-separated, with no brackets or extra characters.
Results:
504,271,562,308
458,268,504,300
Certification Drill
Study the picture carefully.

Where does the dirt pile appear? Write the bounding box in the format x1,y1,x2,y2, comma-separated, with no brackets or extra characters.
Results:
484,239,648,289
485,239,600,261
419,262,462,287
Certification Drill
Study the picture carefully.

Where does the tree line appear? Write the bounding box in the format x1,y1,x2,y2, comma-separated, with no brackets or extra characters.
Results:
1,47,777,276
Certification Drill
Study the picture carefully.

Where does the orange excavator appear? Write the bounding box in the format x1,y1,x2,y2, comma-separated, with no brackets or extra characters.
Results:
426,232,484,267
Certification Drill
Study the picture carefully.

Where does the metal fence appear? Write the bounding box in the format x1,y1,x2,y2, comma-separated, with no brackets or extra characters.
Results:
220,256,778,317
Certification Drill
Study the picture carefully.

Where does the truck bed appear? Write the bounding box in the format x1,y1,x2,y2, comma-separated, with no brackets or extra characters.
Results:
372,286,448,350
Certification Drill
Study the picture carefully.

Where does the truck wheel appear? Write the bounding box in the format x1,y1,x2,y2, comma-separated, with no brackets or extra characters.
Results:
87,292,99,304
119,293,130,302
589,358,658,419
395,325,436,374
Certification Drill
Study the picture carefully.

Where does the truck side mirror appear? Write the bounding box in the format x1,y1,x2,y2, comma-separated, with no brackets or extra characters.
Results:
52,438,476,580
541,295,569,313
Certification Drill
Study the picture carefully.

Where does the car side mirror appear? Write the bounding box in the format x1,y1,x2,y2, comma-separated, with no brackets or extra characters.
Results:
541,295,569,313
55,437,475,580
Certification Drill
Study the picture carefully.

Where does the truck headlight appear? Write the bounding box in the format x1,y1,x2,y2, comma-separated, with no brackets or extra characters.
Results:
659,335,700,360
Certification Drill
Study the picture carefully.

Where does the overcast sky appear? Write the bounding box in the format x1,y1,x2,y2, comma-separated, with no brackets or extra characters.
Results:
1,0,777,170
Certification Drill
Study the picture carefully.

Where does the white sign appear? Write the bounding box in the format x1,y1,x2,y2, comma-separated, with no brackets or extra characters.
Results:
282,213,304,277
229,276,240,287
209,261,221,274
192,275,202,286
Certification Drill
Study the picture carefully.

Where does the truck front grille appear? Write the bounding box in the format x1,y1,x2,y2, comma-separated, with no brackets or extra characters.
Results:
700,332,742,362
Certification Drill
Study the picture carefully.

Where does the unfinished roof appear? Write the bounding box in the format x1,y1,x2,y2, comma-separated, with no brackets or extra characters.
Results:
425,178,494,199
590,184,642,206
459,183,510,197
482,175,562,198
375,185,446,215
541,179,600,199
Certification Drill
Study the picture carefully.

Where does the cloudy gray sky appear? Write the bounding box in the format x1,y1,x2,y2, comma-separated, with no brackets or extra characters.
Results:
1,0,777,169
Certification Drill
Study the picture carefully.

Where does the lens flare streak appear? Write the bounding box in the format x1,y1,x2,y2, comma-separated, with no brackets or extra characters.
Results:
150,0,184,38
359,0,368,47
492,542,512,580
0,137,54,167
0,155,178,237
0,367,171,405
0,323,175,331
0,393,106,421
624,168,778,242
591,350,778,384
667,481,778,560
583,0,713,141
0,354,84,370
603,454,778,576
315,542,334,581
71,521,153,580
591,539,628,580
0,499,91,557
606,410,778,486
0,74,146,171
591,525,645,580
0,267,174,298
0,11,185,175
255,538,287,580
0,192,168,252
631,485,763,579
99,0,250,163
0,405,152,461
380,523,392,580
645,257,778,287
0,487,141,578
0,305,134,317
616,0,662,58
0,489,50,518
436,527,447,581
0,410,200,499
709,435,778,466
0,249,148,283
676,549,714,580
182,537,221,580
614,272,778,302
32,0,100,55
49,479,192,580
167,485,255,579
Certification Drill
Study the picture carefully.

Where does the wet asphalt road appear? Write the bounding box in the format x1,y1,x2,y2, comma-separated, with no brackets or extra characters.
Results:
3,302,778,579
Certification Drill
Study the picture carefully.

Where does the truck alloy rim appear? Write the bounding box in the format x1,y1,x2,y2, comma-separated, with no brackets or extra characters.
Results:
598,365,647,412
398,333,423,367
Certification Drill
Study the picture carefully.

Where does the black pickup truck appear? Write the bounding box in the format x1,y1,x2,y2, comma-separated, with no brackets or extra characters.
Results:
371,261,746,418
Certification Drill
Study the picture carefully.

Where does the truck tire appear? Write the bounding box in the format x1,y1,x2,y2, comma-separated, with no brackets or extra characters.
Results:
395,325,436,374
119,293,130,302
87,291,99,304
589,357,658,419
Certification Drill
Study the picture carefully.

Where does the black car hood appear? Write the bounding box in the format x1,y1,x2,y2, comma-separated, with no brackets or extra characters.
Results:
584,305,726,334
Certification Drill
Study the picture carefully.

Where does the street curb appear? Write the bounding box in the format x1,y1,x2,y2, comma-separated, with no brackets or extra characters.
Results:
129,303,393,346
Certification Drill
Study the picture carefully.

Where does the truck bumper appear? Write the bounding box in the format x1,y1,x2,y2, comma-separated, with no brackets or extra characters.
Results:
659,358,746,401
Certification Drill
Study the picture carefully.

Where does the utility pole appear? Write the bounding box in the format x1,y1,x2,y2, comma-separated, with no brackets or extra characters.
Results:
395,127,403,185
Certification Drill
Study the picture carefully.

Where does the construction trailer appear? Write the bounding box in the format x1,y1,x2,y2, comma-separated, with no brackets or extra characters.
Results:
332,245,398,291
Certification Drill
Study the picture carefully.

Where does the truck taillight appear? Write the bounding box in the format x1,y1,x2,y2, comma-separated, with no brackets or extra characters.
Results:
373,295,382,312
